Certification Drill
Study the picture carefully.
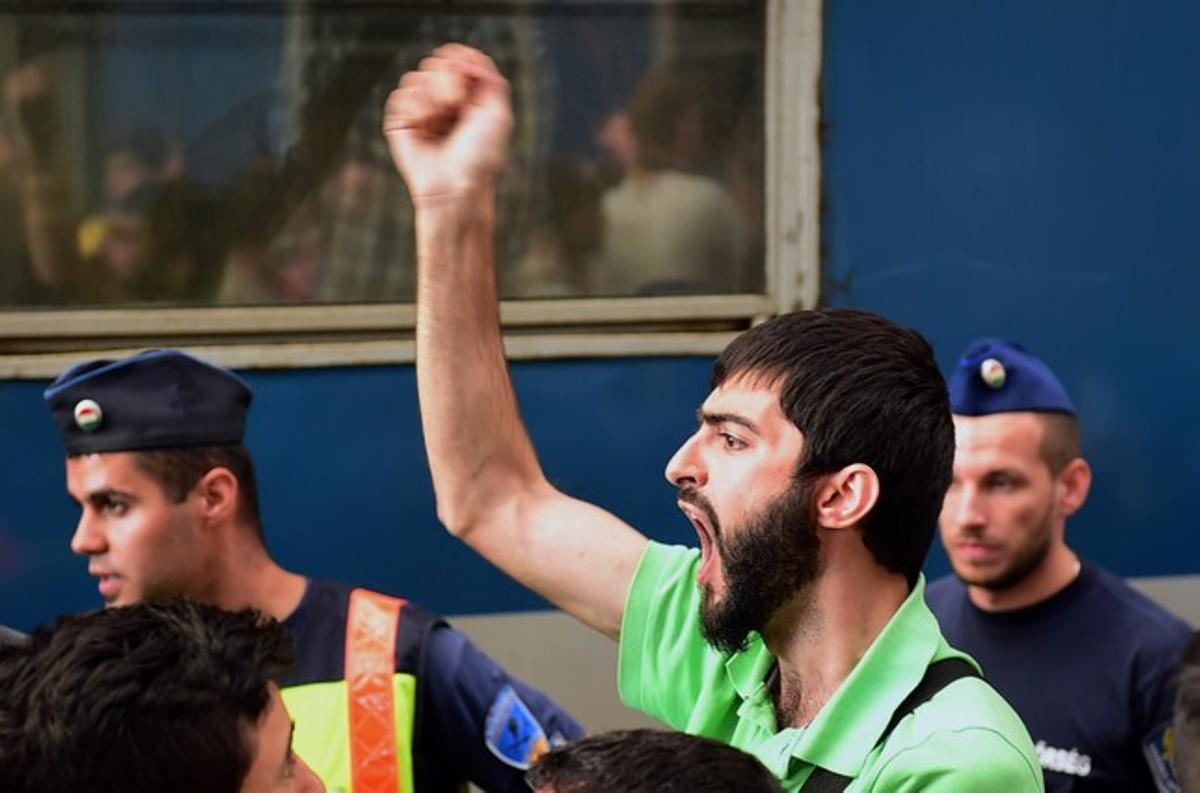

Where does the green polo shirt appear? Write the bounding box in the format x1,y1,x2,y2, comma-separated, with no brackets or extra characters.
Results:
619,542,1043,791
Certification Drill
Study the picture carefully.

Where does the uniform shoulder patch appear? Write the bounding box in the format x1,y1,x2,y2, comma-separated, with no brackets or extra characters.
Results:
484,684,551,770
1143,721,1180,793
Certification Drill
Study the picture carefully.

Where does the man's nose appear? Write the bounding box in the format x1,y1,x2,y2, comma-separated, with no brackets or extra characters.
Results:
69,513,106,556
949,486,986,530
665,432,706,488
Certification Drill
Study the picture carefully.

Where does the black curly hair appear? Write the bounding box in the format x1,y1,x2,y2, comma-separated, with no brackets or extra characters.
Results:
0,598,294,793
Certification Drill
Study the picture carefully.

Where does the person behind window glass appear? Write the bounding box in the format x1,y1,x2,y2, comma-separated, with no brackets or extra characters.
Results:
75,124,185,288
0,112,39,304
2,13,402,308
100,124,183,207
4,58,223,305
506,154,605,297
525,729,784,793
0,598,324,793
260,11,549,305
597,69,746,297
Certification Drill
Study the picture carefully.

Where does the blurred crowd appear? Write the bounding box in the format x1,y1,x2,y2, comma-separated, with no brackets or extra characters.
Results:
0,9,763,309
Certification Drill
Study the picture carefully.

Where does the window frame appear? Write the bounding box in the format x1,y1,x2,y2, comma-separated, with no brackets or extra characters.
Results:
0,0,821,379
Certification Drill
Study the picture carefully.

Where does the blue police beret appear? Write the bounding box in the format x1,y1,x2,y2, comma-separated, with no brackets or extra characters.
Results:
948,338,1076,417
44,350,253,455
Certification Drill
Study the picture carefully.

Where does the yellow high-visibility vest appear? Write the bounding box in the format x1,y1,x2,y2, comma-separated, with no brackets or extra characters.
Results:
283,589,417,793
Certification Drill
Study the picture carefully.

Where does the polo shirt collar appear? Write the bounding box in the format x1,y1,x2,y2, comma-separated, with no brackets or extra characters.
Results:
724,575,945,777
725,633,777,729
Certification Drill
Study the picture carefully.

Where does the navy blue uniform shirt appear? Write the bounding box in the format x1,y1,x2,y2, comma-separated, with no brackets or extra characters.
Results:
927,564,1190,792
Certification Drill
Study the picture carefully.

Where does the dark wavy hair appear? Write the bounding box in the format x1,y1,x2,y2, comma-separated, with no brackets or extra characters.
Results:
0,598,294,793
526,729,782,792
712,308,954,586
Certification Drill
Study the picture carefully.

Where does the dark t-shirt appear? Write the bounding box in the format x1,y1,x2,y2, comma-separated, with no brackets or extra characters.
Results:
927,564,1191,792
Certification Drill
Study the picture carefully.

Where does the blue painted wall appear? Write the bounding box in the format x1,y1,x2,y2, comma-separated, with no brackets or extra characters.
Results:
823,1,1200,580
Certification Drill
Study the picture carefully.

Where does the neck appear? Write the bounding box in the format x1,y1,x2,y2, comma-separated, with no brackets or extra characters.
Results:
967,543,1079,612
763,546,909,728
197,522,307,621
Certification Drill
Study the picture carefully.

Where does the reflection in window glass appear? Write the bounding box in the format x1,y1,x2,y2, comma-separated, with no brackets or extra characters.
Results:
0,2,764,309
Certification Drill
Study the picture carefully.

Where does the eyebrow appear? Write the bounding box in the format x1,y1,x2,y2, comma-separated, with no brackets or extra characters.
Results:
84,488,135,507
984,467,1028,481
697,409,762,437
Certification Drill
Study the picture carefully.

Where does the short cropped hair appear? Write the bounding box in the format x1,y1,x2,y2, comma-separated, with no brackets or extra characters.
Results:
1175,632,1200,793
132,444,263,537
712,308,954,585
0,599,293,793
526,729,782,792
1037,413,1082,475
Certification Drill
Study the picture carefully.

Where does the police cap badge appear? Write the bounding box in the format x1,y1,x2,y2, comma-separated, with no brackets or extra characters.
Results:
948,338,1076,417
44,349,253,455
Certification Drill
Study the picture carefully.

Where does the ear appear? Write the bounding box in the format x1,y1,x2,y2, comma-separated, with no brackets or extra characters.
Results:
193,467,239,525
813,464,880,530
1056,457,1091,518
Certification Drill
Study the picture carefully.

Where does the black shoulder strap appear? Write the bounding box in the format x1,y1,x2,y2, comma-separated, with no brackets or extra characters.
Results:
801,658,980,792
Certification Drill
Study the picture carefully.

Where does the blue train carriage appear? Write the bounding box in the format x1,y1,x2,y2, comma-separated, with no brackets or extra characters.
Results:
0,1,1194,736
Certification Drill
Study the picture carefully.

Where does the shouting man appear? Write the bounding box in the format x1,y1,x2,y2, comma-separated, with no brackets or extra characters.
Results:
383,44,1042,791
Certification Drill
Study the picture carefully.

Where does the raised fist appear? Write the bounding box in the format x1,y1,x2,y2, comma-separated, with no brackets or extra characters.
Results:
383,43,513,207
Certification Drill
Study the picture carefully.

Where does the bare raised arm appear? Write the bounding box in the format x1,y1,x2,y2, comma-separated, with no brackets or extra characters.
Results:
384,45,646,638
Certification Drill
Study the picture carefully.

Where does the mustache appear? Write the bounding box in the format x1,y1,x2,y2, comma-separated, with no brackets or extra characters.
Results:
677,485,721,538
954,524,988,542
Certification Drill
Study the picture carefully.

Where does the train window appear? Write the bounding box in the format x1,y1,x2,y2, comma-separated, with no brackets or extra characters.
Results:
0,1,818,369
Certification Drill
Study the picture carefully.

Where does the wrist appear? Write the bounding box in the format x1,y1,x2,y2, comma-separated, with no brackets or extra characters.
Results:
412,181,495,218
414,185,495,258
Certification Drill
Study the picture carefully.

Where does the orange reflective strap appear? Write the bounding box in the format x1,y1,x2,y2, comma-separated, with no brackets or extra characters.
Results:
346,588,406,793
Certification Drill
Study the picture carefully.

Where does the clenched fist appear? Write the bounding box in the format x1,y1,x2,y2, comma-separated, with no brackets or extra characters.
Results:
383,43,513,208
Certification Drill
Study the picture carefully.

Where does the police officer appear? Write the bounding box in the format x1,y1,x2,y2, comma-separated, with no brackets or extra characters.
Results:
927,339,1192,792
43,349,582,792
384,44,1042,791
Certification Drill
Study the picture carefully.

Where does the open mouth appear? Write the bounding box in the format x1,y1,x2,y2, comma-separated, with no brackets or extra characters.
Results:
678,500,717,584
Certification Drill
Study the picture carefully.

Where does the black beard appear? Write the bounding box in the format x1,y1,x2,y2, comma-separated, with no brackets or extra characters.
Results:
685,481,822,655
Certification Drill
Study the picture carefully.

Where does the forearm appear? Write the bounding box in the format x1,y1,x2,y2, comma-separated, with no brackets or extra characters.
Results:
9,89,79,291
414,185,545,534
18,168,78,290
397,44,643,637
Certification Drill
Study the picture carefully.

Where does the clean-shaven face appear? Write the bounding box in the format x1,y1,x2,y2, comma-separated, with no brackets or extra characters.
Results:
65,451,207,606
